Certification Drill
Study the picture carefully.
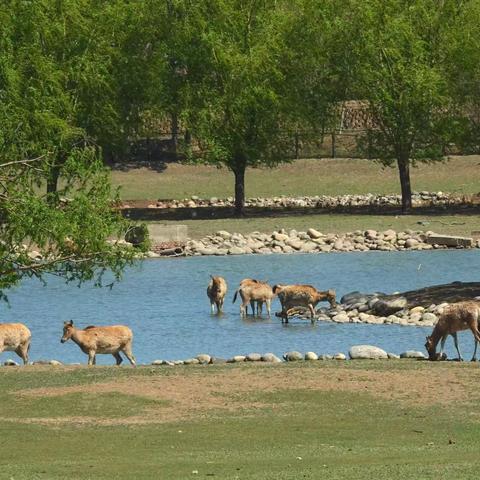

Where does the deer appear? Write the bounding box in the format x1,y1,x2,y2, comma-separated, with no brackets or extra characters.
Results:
60,321,136,366
207,275,228,314
425,301,480,361
233,278,276,316
0,323,31,365
272,284,337,324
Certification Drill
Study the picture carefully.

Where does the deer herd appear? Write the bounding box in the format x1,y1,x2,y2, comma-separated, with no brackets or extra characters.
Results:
1,275,479,366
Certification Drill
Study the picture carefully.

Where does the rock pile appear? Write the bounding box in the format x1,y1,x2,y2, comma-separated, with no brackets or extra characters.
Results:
144,191,462,210
185,228,477,256
287,291,449,327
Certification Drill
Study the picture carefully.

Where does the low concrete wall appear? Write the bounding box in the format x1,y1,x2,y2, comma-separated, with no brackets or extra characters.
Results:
147,224,188,243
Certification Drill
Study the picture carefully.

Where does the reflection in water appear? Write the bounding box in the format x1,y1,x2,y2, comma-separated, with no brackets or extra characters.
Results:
1,250,480,364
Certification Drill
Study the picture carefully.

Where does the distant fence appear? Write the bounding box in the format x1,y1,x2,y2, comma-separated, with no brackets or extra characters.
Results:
125,129,371,164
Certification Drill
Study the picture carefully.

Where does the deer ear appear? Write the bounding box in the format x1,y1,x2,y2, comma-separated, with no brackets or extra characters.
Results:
69,320,74,326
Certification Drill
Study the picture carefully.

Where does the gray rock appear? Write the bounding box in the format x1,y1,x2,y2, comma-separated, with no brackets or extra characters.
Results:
262,353,282,363
305,351,319,361
400,350,426,359
227,355,246,363
4,359,19,366
421,312,438,323
387,353,400,359
372,297,408,315
405,238,420,248
49,360,62,366
334,353,346,360
332,313,350,323
206,357,224,364
283,351,303,361
318,354,333,360
184,358,200,365
228,246,245,255
196,354,212,364
349,345,388,360
246,353,262,362
151,359,164,366
307,228,323,239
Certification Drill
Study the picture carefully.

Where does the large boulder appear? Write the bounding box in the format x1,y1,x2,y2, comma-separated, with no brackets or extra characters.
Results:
283,351,303,361
372,296,408,315
262,353,282,363
349,345,388,360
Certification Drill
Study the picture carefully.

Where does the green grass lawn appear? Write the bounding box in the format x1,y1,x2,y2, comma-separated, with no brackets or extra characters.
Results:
1,362,480,479
111,156,480,201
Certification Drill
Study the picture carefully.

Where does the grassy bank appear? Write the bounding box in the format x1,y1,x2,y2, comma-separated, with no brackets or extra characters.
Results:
2,362,480,479
111,156,480,201
157,212,480,239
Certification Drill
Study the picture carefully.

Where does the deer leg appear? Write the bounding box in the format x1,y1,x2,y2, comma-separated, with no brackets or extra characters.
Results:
471,339,478,362
87,351,96,366
122,344,136,366
113,352,123,366
266,299,271,317
308,304,316,323
452,333,464,361
15,343,29,365
439,335,447,358
210,301,215,314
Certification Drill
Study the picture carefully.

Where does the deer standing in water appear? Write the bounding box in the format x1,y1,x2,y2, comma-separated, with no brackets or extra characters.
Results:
425,301,480,361
61,321,136,366
233,278,276,316
207,275,228,314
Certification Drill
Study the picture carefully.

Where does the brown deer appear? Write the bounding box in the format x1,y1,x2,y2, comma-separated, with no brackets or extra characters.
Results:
61,321,136,366
272,284,337,324
425,301,480,361
233,278,276,316
0,323,31,365
207,275,228,314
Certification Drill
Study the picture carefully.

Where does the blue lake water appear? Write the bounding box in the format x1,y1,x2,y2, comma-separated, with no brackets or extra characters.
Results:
2,250,480,364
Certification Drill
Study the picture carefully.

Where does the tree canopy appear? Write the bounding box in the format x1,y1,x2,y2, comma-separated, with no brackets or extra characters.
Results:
0,0,143,298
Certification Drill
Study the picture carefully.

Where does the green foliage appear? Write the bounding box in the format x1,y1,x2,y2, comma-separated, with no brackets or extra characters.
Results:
0,0,145,297
351,0,457,164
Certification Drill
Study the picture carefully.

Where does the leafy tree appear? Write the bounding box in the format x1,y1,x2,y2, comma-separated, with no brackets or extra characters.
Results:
0,0,143,299
351,0,461,213
176,0,317,215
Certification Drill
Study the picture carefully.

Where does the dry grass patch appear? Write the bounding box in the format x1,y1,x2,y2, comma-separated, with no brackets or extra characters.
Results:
9,362,480,426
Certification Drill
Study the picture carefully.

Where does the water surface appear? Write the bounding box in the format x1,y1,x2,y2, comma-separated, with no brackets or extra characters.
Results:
2,250,480,364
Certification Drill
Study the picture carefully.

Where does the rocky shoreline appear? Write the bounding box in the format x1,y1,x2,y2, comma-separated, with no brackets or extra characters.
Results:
1,347,428,367
129,191,468,210
179,228,476,257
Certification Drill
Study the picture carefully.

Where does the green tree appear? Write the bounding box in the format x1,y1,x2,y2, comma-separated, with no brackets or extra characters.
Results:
352,0,460,213
0,0,143,298
177,0,317,215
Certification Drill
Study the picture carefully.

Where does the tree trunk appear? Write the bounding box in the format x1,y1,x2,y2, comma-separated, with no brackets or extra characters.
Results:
233,166,246,216
171,111,179,155
397,156,412,213
46,164,61,203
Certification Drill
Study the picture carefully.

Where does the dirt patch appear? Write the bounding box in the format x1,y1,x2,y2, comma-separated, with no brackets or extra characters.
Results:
8,363,479,426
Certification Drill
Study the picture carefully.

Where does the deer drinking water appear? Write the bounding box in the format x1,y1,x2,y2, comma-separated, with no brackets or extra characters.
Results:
425,301,480,361
0,323,31,365
61,321,136,366
273,284,337,324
